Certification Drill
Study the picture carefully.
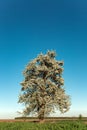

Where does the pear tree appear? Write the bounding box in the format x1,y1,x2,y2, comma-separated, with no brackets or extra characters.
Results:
18,51,71,120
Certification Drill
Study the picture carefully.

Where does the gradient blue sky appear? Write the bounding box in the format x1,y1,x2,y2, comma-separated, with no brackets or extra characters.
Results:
0,0,87,119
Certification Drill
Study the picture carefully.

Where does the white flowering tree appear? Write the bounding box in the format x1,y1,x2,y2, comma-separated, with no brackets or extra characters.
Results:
18,51,71,120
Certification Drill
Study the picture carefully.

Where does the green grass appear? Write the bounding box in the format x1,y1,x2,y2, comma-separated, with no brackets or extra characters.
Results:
0,121,87,130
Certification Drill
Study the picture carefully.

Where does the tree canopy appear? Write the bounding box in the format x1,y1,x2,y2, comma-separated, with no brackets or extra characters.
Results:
18,50,71,119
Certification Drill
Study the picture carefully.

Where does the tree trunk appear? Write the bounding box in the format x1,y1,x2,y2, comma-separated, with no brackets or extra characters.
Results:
38,104,45,122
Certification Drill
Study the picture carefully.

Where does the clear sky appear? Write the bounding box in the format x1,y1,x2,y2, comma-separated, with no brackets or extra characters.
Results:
0,0,87,119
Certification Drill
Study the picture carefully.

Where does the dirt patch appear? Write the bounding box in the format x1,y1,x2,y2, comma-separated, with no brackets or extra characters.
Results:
0,119,15,122
0,119,40,123
84,121,87,124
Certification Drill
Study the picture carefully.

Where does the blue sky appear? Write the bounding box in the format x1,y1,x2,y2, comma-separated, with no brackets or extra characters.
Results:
0,0,87,118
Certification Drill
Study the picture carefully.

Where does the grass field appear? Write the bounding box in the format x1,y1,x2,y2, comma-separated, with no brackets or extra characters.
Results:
0,121,87,130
